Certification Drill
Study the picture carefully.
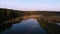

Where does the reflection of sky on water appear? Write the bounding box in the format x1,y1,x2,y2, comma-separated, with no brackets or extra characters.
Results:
1,19,47,34
56,23,60,26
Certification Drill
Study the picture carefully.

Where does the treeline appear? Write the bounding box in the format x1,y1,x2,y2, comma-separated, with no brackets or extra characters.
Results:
0,8,23,22
0,8,60,22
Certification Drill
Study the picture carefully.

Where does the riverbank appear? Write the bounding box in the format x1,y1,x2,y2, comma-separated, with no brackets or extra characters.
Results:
0,8,60,28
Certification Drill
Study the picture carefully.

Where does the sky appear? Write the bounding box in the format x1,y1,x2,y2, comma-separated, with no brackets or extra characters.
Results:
0,0,60,11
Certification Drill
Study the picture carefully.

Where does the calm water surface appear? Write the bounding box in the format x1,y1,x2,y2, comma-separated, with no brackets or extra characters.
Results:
0,19,47,34
56,23,60,26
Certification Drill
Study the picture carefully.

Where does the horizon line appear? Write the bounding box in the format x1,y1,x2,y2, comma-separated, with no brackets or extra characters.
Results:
0,8,60,12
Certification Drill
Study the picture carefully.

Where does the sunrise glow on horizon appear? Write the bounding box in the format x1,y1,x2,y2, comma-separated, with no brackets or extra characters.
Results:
0,0,60,11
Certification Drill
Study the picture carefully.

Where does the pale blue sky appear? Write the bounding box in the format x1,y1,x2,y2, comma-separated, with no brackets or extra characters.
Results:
0,0,60,11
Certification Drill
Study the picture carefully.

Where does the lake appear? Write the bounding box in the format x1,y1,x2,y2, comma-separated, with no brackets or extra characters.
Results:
0,19,47,34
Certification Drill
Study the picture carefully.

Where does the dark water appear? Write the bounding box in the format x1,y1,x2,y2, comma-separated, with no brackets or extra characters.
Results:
56,23,60,26
0,19,47,34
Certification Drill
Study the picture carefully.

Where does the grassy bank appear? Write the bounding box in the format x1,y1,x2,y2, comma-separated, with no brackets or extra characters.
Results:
37,18,60,34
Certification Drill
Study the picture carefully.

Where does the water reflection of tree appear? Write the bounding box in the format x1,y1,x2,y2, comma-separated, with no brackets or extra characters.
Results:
0,20,22,32
0,23,12,32
37,18,60,34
